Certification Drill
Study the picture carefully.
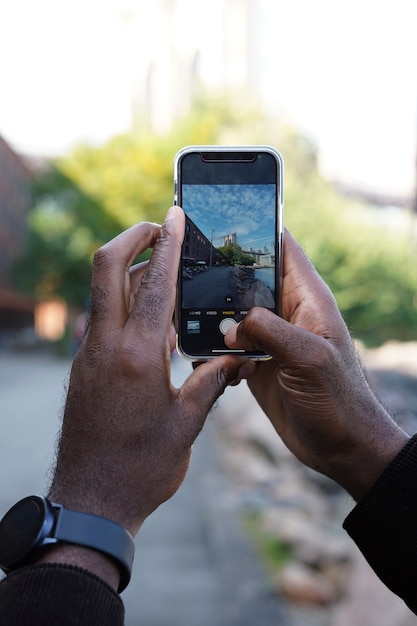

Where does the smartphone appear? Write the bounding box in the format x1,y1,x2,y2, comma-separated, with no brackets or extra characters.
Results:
174,145,284,360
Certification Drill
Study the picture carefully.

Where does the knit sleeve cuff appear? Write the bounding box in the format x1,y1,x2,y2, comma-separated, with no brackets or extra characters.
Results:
0,562,124,626
343,433,417,613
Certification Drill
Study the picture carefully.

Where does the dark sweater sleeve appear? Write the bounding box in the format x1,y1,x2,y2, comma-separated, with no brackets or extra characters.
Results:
0,563,125,626
343,433,417,614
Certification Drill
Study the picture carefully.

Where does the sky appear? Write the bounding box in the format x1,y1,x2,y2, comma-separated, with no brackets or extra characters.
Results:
182,184,276,251
1,0,416,197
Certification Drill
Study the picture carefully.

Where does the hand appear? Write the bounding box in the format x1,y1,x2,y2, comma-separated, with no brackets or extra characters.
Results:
48,207,251,535
225,230,408,500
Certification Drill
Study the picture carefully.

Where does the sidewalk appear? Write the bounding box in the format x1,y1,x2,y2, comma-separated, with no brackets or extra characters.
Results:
123,354,292,625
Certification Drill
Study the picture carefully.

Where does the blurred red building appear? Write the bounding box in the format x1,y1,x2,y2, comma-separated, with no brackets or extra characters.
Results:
0,135,35,342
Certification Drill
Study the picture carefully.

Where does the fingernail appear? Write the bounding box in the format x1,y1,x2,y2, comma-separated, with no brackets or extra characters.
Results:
165,205,179,221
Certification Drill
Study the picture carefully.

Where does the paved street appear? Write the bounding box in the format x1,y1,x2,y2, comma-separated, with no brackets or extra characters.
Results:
183,266,240,308
0,350,71,511
0,350,290,626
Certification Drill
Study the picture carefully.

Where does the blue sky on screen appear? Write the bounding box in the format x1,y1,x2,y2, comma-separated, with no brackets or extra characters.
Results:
182,184,276,252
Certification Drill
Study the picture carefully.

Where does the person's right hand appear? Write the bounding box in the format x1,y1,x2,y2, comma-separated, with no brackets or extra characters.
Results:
38,206,251,591
225,230,408,500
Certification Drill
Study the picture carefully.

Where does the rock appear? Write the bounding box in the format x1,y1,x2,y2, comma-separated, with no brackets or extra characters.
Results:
367,369,417,429
277,562,335,606
320,561,353,600
228,444,278,485
363,341,417,377
361,341,417,429
242,280,275,307
292,525,352,569
261,510,352,568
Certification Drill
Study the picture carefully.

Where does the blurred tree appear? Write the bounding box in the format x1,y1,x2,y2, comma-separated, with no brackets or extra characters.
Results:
14,167,121,305
14,94,251,306
278,130,417,344
15,93,417,344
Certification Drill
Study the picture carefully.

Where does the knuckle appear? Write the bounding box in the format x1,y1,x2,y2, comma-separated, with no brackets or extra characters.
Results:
243,306,265,329
240,307,273,341
141,258,171,285
216,365,230,392
92,244,116,269
157,218,178,247
301,339,339,377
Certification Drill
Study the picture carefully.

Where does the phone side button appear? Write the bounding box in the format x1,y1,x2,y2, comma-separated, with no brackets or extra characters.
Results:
219,318,237,335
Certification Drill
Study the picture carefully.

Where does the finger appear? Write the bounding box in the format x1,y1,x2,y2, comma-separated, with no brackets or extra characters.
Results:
169,322,176,352
179,356,256,435
192,357,255,379
127,206,185,335
129,260,149,293
192,361,206,369
282,229,322,289
90,222,161,332
282,230,339,323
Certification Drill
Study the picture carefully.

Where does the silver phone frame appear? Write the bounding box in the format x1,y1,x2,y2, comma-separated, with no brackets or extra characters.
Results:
174,145,284,361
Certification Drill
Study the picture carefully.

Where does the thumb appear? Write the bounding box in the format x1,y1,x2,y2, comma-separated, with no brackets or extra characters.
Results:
179,356,255,425
225,307,328,367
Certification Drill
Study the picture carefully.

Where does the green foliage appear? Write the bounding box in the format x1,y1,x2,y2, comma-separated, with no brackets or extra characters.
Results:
242,511,293,572
59,133,173,230
217,242,255,266
14,168,119,304
15,95,261,306
282,157,417,344
15,93,417,343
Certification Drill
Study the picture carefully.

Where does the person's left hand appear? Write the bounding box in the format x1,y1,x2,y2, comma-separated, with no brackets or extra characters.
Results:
48,206,252,537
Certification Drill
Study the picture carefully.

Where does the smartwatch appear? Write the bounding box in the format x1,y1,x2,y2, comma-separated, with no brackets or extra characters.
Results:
0,496,135,592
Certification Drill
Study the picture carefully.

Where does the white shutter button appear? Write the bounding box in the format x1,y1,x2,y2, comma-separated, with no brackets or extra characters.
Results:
219,318,237,335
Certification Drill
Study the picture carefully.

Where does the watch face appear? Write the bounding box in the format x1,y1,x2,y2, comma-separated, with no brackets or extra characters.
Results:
0,496,50,570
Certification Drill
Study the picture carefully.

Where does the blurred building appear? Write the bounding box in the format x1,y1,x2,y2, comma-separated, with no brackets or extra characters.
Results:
126,0,261,132
0,134,34,342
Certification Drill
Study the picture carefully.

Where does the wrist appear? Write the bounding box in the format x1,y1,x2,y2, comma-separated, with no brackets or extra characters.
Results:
0,496,135,593
46,489,146,539
324,408,409,501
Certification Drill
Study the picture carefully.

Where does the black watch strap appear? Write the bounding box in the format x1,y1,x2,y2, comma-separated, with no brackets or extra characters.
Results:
52,502,135,592
0,496,135,593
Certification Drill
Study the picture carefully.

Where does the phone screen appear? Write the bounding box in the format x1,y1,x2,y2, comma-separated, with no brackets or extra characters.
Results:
175,148,283,359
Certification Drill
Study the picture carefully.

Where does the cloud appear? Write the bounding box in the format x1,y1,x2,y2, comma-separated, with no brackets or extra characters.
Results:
182,184,276,250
